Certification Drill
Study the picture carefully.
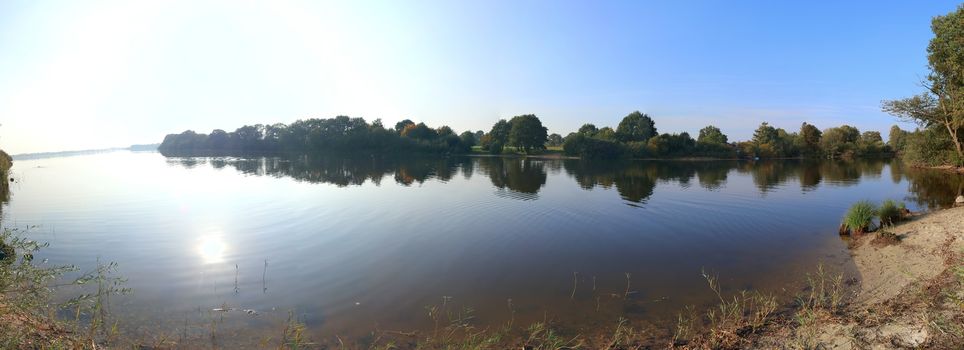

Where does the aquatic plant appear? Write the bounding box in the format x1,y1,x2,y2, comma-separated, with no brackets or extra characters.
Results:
840,200,878,234
879,199,903,226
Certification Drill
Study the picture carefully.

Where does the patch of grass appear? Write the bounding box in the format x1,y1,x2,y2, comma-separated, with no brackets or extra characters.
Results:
879,199,903,226
692,270,778,348
841,200,878,235
0,227,130,349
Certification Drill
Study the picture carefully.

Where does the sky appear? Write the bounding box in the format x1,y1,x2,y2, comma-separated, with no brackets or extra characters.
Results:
0,0,959,154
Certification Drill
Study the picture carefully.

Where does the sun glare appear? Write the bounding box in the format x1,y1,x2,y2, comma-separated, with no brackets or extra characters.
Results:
197,235,227,264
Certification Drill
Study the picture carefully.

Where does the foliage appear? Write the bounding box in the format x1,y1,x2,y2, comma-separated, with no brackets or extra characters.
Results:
159,116,474,156
546,133,564,147
697,125,728,145
615,111,657,143
878,199,903,226
888,125,910,153
882,5,964,165
562,133,624,159
577,123,599,137
841,200,878,234
798,122,823,156
507,114,548,153
820,125,861,158
901,125,961,166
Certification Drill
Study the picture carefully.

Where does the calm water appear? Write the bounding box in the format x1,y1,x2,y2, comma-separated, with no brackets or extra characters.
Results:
2,151,962,345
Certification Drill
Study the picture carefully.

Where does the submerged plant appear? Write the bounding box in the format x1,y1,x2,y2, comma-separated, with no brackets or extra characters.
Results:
840,200,878,235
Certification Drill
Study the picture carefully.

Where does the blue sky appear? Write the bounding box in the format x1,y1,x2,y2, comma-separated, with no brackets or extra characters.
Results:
0,0,958,154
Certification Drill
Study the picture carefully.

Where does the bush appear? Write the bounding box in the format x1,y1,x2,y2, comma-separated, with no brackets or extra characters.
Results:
562,134,625,159
878,199,902,226
900,126,960,167
840,200,878,235
488,141,504,155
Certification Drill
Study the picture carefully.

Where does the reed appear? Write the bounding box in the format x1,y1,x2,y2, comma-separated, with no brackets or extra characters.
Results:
841,200,878,234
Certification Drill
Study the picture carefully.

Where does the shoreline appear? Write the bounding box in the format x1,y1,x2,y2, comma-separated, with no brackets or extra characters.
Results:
751,205,964,349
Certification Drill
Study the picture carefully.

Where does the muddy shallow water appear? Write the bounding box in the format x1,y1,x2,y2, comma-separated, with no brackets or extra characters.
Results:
3,151,960,346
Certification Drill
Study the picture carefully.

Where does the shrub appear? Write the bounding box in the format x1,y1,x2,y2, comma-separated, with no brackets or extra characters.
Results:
840,200,878,235
878,199,902,226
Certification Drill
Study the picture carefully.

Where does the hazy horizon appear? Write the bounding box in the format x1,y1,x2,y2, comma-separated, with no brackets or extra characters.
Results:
1,0,957,154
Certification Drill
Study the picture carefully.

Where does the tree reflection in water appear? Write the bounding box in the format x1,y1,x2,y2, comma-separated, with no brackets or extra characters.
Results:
165,156,964,209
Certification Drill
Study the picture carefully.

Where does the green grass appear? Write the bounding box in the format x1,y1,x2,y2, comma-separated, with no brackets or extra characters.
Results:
879,199,903,226
841,200,878,234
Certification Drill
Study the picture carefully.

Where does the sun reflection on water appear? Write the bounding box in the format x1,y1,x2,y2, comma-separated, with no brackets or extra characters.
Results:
197,235,227,264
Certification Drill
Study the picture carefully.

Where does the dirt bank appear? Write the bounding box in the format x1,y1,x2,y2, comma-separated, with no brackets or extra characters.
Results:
754,206,964,349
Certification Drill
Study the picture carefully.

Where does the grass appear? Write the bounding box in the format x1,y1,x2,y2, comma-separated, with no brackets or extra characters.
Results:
0,227,129,348
879,199,903,226
840,200,878,235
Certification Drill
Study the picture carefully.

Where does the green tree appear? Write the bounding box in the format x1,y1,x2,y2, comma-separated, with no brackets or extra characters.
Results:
820,125,860,158
596,127,617,141
459,131,477,147
799,122,822,155
888,125,909,151
436,125,455,137
883,6,964,162
488,119,511,144
615,111,657,142
508,114,548,153
577,123,599,137
401,122,437,140
697,125,728,144
394,119,415,133
547,133,564,147
751,122,779,145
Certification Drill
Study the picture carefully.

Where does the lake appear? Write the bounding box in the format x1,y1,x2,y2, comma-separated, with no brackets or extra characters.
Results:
2,151,961,346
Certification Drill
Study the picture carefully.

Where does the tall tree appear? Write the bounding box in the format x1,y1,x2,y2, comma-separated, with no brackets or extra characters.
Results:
883,6,964,161
577,123,599,137
888,125,909,151
508,114,548,152
799,122,822,155
615,111,657,142
394,119,415,133
697,125,728,144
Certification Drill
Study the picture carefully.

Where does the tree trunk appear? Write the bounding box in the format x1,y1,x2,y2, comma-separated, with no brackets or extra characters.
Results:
944,122,964,160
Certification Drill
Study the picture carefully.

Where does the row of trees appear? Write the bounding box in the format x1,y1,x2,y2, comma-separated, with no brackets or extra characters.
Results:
158,116,479,156
161,111,897,161
559,111,892,160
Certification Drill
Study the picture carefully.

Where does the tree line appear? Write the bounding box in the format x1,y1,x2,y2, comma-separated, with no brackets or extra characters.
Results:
158,116,479,156
558,112,891,160
159,111,896,160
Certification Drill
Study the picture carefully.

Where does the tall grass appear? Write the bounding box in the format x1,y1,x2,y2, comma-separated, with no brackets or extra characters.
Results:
841,200,878,234
879,199,903,226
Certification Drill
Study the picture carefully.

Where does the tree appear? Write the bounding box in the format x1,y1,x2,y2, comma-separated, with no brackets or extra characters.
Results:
882,6,964,162
888,125,909,151
459,131,477,147
615,111,657,142
508,114,548,152
400,122,437,140
394,119,415,133
436,125,455,137
697,125,728,144
488,119,511,144
799,122,822,155
547,133,564,147
861,131,882,144
752,122,779,145
577,123,599,137
820,125,861,158
596,127,617,141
